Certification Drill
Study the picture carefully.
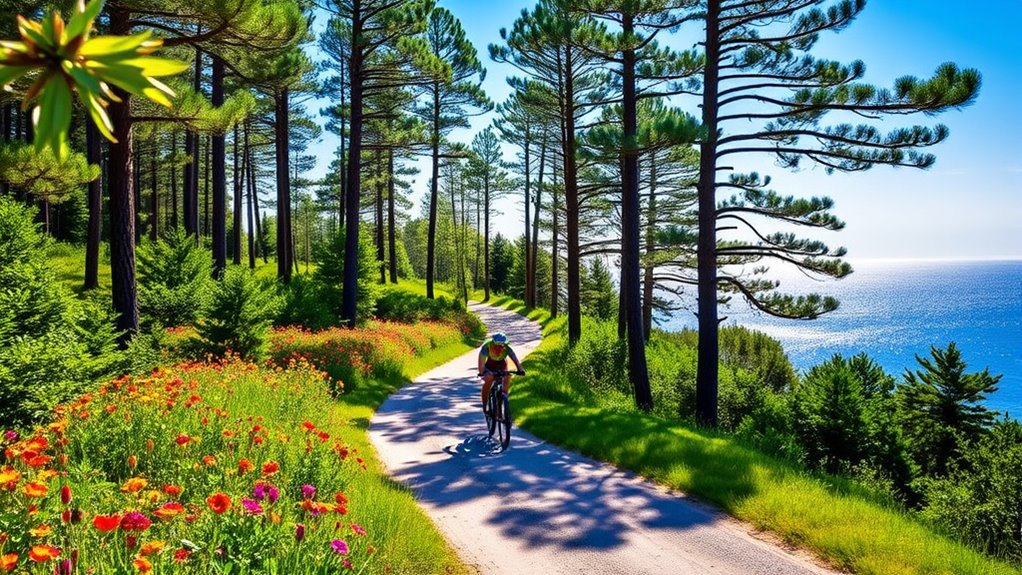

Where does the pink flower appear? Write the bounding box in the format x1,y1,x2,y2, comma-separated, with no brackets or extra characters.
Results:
350,523,366,536
331,539,349,555
119,511,151,532
241,498,263,515
253,483,279,503
295,523,305,542
301,484,316,499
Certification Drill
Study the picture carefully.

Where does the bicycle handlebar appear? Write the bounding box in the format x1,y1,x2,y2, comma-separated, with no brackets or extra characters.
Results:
478,369,525,377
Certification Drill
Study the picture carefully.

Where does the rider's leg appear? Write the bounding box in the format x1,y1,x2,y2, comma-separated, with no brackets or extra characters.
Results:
481,373,494,409
503,374,513,395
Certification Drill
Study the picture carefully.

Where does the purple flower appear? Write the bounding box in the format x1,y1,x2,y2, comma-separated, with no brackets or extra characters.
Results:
3,430,17,442
331,539,349,555
241,498,263,515
253,482,280,504
301,484,316,499
295,523,306,542
350,523,366,536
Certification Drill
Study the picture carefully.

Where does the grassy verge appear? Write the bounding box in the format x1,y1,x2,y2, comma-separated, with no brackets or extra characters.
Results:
477,296,1018,575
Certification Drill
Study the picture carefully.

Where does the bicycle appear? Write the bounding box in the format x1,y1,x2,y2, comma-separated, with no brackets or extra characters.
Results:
481,369,524,451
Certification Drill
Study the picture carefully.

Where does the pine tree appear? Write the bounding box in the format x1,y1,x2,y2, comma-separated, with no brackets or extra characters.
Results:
693,0,981,426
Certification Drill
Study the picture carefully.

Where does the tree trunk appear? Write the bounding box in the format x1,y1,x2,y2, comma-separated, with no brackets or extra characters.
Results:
275,89,293,281
342,6,364,327
643,153,657,342
233,124,242,265
84,119,102,291
621,13,653,411
459,174,468,301
149,152,158,242
338,55,347,229
551,164,559,318
696,0,721,427
483,173,490,302
245,123,256,270
523,137,532,308
170,131,178,230
375,150,385,284
203,136,210,240
387,149,398,283
426,82,440,299
184,44,202,238
107,7,138,345
211,56,227,278
531,134,545,307
133,153,141,244
563,45,582,346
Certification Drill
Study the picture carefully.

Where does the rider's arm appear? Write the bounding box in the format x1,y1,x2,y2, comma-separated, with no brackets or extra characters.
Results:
477,348,487,376
508,348,523,372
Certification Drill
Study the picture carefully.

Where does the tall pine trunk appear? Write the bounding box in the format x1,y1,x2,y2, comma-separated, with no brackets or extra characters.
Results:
531,135,545,306
551,164,559,318
426,82,440,299
523,137,532,308
149,152,158,242
233,124,242,265
643,154,656,342
375,151,385,284
621,13,653,411
211,56,227,278
184,44,201,238
275,89,293,281
170,132,178,229
107,6,138,345
342,8,364,327
387,149,398,283
245,124,256,269
696,0,721,426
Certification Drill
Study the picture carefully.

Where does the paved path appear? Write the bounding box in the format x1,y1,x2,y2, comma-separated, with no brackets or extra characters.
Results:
369,303,836,575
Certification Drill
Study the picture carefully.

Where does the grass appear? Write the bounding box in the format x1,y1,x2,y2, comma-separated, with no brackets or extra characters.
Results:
477,294,1020,575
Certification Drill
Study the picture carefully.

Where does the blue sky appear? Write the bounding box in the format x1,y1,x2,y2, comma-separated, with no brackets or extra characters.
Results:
307,0,1022,260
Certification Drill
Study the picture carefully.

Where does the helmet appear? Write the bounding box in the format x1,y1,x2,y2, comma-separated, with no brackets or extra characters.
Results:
491,332,508,344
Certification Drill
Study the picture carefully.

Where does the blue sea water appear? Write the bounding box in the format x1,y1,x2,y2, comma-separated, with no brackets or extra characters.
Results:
663,259,1022,418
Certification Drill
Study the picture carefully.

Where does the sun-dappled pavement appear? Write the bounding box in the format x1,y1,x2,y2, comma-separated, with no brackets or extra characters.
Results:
369,303,837,575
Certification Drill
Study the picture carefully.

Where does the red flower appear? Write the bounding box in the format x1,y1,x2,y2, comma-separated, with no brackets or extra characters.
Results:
238,459,254,475
162,484,182,497
92,514,120,532
173,549,190,563
0,553,17,572
261,461,279,476
119,511,151,532
133,557,152,572
60,485,72,505
175,434,191,446
301,420,316,432
202,455,217,466
128,455,137,469
206,492,231,514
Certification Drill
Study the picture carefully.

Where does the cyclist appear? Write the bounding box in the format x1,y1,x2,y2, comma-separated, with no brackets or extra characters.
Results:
477,332,524,414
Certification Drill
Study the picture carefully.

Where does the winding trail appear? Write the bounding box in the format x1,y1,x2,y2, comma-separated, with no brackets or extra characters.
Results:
369,303,837,575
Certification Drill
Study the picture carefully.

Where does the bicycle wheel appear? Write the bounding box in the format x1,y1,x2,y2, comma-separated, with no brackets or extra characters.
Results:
497,391,511,450
486,387,497,438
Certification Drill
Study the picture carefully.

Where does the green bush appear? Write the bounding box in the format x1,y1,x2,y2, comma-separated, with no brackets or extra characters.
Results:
276,275,338,329
191,267,281,360
137,227,213,328
921,419,1022,563
0,198,122,428
314,227,378,326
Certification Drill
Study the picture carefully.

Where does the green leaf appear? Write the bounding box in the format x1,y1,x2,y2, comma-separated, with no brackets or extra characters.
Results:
119,57,190,77
33,75,71,159
79,33,149,58
65,0,104,41
0,65,31,88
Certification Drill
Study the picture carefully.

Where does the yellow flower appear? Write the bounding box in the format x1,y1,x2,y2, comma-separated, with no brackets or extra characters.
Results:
28,525,51,538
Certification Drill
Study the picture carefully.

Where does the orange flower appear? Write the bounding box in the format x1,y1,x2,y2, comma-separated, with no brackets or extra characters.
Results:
128,455,137,469
334,492,349,505
162,484,182,497
26,455,51,468
145,439,155,452
153,502,184,521
206,492,231,514
28,545,60,563
238,459,254,475
0,553,16,572
23,482,48,498
92,514,120,532
121,477,148,493
27,437,48,452
133,557,153,572
28,525,51,538
0,467,20,490
106,404,118,413
139,540,166,557
301,420,316,432
261,461,279,476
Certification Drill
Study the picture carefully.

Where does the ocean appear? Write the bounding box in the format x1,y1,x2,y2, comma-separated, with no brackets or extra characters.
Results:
662,259,1022,417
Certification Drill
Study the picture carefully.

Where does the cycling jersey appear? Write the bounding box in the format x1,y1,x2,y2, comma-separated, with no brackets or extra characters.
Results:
480,339,518,371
